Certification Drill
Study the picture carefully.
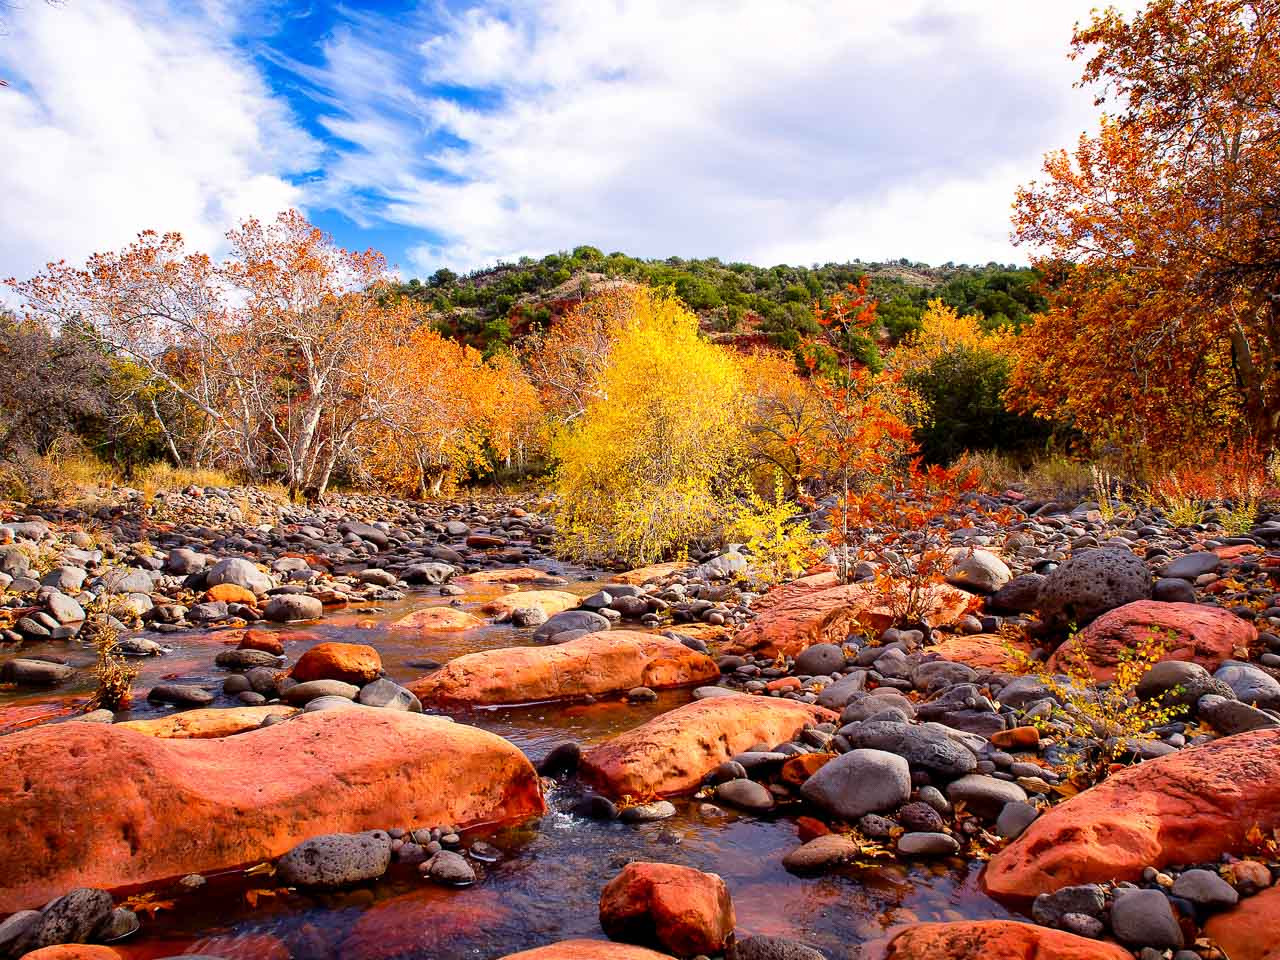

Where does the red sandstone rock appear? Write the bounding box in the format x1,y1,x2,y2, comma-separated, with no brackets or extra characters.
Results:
391,607,485,632
1047,600,1256,680
498,942,672,960
730,577,974,658
985,729,1280,899
207,583,258,605
237,629,285,655
0,710,544,913
409,630,717,706
580,694,836,798
480,590,581,619
883,920,1131,959
115,705,296,738
1204,885,1280,960
780,753,834,786
290,641,382,685
454,567,550,585
340,888,509,960
599,861,735,957
20,947,125,960
610,562,691,585
926,633,1030,671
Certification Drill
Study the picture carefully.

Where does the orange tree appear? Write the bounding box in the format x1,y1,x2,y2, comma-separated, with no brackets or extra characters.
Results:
1010,0,1280,454
794,278,915,582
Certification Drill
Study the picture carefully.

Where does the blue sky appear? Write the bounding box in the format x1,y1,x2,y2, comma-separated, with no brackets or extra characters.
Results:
1,0,1113,284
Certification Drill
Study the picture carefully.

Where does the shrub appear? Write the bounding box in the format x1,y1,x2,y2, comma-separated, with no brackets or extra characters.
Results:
552,287,745,566
1002,627,1182,785
726,475,821,587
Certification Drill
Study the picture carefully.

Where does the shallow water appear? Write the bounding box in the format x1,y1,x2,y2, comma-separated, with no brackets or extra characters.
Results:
0,570,1017,959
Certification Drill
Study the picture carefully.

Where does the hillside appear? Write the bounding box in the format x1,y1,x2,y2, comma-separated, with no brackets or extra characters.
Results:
393,247,1047,354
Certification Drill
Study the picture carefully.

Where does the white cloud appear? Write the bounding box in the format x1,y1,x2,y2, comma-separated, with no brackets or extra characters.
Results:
288,0,1117,274
0,0,318,284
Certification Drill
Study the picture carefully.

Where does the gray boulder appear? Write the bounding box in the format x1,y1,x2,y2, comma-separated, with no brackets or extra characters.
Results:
533,609,609,642
357,678,422,712
800,748,910,819
41,566,87,592
402,562,456,585
1,658,75,687
263,594,323,622
794,643,846,676
945,774,1027,819
1110,888,1183,948
839,720,977,778
989,573,1046,614
728,935,827,960
1161,551,1221,580
1214,660,1280,710
27,887,115,950
277,831,392,889
283,679,359,705
1036,548,1150,629
1136,660,1234,709
946,549,1011,593
206,557,273,595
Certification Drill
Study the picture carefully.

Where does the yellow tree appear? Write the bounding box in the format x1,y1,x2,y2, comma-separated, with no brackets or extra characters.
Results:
552,287,746,565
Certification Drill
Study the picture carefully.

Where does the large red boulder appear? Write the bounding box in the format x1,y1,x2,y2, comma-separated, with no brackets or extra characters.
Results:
985,729,1280,899
410,631,717,707
0,710,544,912
1047,600,1256,680
883,920,1131,959
1204,885,1280,960
730,575,974,658
290,641,382,685
340,888,509,960
115,705,296,738
581,694,836,798
498,943,672,960
925,633,1031,671
391,607,485,631
599,862,735,957
481,590,581,619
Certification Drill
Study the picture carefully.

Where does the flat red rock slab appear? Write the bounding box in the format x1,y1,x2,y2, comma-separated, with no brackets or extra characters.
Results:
985,729,1280,899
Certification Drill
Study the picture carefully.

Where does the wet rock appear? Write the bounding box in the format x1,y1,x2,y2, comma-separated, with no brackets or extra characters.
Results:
356,678,422,712
538,741,581,777
1036,548,1150,630
117,706,296,738
401,562,456,585
897,832,960,857
1110,888,1183,948
392,607,484,631
1,658,75,687
411,631,716,707
283,679,359,705
498,942,672,960
714,778,775,812
0,711,544,912
532,610,610,642
291,642,382,686
581,695,834,798
884,920,1129,959
26,888,115,951
214,648,282,670
263,594,323,622
277,831,392,889
800,748,910,819
420,849,475,886
599,861,734,957
618,801,677,823
728,935,828,960
782,834,859,874
147,684,215,707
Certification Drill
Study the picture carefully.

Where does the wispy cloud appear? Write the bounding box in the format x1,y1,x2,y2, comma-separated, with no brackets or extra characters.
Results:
0,0,318,282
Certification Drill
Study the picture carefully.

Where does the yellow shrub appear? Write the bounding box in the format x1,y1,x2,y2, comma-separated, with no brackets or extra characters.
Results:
552,287,746,565
726,474,821,586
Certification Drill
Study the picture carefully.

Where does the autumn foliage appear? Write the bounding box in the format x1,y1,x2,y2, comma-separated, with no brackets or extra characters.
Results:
1010,0,1280,454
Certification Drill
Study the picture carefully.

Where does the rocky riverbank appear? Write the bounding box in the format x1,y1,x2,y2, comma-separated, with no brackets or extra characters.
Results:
1,483,1279,959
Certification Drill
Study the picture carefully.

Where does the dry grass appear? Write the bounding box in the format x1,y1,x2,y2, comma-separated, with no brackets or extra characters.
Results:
964,451,1098,502
81,598,138,712
134,462,241,490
